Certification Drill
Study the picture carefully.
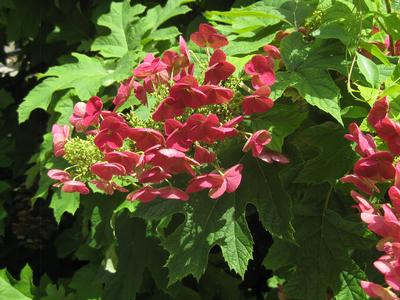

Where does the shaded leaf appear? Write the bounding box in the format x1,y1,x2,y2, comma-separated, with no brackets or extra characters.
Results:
293,122,357,184
50,190,80,224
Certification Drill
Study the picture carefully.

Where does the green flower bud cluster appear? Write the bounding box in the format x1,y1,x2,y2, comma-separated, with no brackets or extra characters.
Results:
63,136,104,181
304,9,324,32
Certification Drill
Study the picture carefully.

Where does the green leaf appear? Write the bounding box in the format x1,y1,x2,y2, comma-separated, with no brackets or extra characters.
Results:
18,53,124,123
50,190,80,224
135,152,294,284
313,2,358,46
265,185,375,300
252,101,308,151
333,263,368,300
69,264,105,300
0,266,33,300
278,0,317,26
293,122,357,184
54,93,74,125
103,214,169,300
0,277,30,300
356,53,379,88
382,13,400,41
14,265,33,298
341,106,369,119
43,283,73,300
146,27,181,42
359,41,391,66
91,1,146,58
162,194,253,285
279,32,346,124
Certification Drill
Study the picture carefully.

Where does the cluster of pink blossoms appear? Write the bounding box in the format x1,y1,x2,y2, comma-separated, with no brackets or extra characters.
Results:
343,97,400,299
360,26,400,58
47,23,289,203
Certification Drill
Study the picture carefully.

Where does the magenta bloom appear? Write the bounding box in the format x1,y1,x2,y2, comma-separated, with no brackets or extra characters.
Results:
242,130,272,157
186,164,243,199
263,44,281,59
127,186,161,203
388,162,400,213
162,36,190,76
48,169,71,183
374,258,400,291
70,96,103,131
61,180,90,194
258,150,290,164
340,174,380,195
170,76,207,109
127,185,188,203
134,53,167,79
94,116,130,152
354,151,395,182
186,114,223,142
157,186,189,201
52,124,70,157
369,97,389,127
91,179,127,195
164,119,183,136
244,55,276,87
194,145,216,164
200,85,234,105
242,86,274,115
350,190,375,213
128,128,165,151
360,281,398,300
152,96,185,121
147,148,200,176
190,23,229,49
91,162,126,181
204,49,235,84
113,79,132,110
345,123,376,157
361,204,400,240
373,118,400,155
138,166,171,184
105,151,140,174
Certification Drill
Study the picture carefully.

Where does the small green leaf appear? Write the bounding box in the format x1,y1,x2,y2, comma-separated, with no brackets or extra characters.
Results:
0,277,30,300
356,53,379,87
91,1,146,58
50,190,80,224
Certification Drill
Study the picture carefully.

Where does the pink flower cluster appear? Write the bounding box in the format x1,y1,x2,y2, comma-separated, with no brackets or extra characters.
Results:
360,26,400,58
343,97,400,299
48,23,288,203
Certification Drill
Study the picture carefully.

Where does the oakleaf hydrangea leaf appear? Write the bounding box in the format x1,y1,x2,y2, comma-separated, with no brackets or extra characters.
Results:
18,53,124,123
103,214,169,300
293,122,357,184
278,32,346,124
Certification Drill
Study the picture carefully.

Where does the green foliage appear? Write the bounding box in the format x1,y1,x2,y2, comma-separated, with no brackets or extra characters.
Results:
278,32,346,124
50,190,80,224
18,53,133,123
4,0,400,299
293,122,357,184
265,185,375,300
0,265,33,300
